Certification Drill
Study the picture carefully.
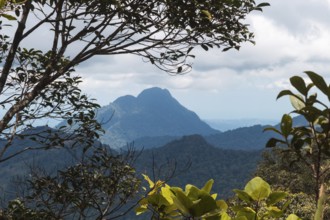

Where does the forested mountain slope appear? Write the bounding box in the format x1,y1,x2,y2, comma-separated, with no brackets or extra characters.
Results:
135,134,262,198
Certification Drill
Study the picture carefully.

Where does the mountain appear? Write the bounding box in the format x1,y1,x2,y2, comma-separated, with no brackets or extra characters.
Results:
125,124,273,150
96,87,219,148
204,125,273,150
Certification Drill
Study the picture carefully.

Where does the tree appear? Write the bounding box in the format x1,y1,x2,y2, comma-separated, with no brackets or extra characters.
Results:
265,71,330,219
0,0,269,161
1,147,141,219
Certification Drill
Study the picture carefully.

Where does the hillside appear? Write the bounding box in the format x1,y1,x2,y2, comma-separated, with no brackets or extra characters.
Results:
135,134,262,198
95,87,219,148
205,125,273,150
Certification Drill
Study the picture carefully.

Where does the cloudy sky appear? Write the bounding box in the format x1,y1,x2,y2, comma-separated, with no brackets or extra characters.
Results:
76,0,330,122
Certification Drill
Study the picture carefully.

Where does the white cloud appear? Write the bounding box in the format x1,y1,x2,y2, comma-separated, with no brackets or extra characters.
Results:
74,1,330,120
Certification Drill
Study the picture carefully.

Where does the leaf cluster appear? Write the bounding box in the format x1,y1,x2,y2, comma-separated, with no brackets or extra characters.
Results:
136,176,300,220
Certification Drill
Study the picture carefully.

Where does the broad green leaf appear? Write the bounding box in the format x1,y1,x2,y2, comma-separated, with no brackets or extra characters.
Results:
233,189,252,203
277,90,295,100
185,184,200,200
281,114,292,137
202,179,214,194
220,212,232,220
290,95,305,110
161,186,174,205
235,207,256,220
216,200,228,211
266,191,287,206
244,177,271,201
305,71,328,97
266,206,283,218
265,138,285,148
171,188,193,215
290,76,307,96
286,214,301,220
191,194,218,217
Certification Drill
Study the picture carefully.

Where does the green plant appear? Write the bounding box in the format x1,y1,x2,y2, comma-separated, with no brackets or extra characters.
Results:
232,177,298,220
265,71,330,219
136,175,300,220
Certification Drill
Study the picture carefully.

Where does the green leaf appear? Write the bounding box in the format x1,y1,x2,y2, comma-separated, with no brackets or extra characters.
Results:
305,71,328,97
277,90,295,100
244,177,271,201
190,194,218,217
280,114,292,137
161,186,174,205
290,76,307,96
216,200,228,211
265,138,286,148
233,189,253,203
201,44,209,51
171,188,193,215
1,13,17,20
219,212,231,220
286,214,302,220
235,207,256,220
290,95,305,110
135,204,148,215
185,184,200,200
202,179,214,194
257,2,271,7
266,206,283,218
263,127,282,135
142,174,154,189
266,191,287,206
201,10,212,20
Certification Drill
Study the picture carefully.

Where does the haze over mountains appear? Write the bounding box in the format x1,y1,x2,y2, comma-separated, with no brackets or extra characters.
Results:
90,87,278,150
0,86,283,207
95,87,219,148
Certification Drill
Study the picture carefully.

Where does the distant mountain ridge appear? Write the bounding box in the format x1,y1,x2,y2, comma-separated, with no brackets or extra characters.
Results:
96,87,219,148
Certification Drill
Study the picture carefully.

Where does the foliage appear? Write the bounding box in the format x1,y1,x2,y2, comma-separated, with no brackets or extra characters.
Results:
136,175,300,220
0,0,25,20
255,148,314,195
264,71,330,219
1,147,141,219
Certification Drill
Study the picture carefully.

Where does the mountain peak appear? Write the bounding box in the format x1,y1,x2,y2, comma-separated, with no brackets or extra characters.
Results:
137,87,172,101
96,87,219,148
